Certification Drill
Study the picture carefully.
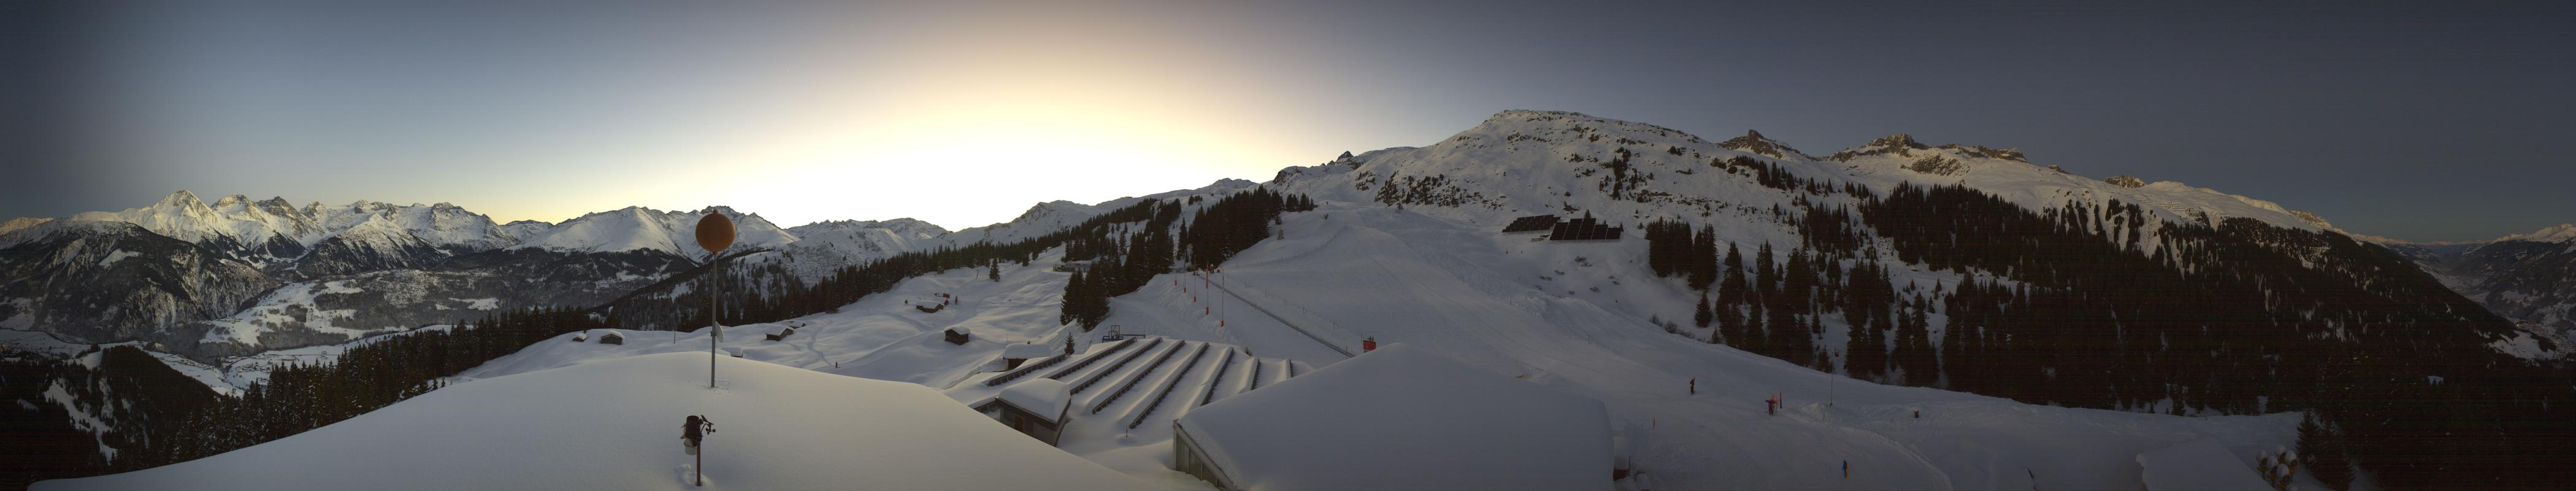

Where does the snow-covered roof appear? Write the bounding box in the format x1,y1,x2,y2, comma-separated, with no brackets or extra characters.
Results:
1173,344,1612,491
1000,342,1056,360
2134,439,2273,491
992,378,1070,423
36,352,1149,491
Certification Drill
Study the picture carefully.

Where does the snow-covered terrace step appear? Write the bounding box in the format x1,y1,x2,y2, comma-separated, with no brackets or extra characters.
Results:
1246,357,1266,392
1070,338,1168,395
1088,341,1192,414
1048,337,1145,384
983,352,1070,387
1129,343,1215,428
1195,348,1239,406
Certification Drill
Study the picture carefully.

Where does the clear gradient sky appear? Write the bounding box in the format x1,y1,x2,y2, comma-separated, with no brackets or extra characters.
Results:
7,1,2570,241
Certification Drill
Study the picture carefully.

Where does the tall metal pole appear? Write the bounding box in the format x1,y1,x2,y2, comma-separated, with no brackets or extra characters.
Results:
693,212,734,390
709,255,720,389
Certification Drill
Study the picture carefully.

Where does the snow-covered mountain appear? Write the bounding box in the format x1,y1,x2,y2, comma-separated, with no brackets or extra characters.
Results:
760,218,950,281
2394,223,2576,356
63,191,324,267
302,201,518,253
1,217,58,236
0,196,808,358
0,220,278,344
508,206,795,257
1274,110,2339,247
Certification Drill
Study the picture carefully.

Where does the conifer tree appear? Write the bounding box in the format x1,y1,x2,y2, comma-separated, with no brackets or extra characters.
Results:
1694,290,1714,330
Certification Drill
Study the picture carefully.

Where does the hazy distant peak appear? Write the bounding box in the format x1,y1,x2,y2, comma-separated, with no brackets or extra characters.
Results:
2496,223,2576,244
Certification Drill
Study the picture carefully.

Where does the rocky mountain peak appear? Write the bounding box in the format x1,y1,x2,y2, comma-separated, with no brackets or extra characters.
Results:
155,190,207,210
1720,130,1809,160
1869,134,1927,150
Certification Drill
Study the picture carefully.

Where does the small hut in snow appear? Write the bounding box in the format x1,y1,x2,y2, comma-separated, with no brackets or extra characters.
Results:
596,332,624,345
1001,342,1057,369
1171,344,1614,491
973,378,1072,446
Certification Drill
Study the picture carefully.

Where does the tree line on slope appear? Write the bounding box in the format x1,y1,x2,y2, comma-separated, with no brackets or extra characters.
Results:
1641,182,2572,490
1062,188,1317,330
0,308,605,488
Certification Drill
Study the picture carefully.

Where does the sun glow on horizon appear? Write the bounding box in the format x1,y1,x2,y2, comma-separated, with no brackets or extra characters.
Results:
476,2,1383,230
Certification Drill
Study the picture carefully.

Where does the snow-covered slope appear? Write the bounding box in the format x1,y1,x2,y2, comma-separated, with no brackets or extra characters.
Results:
34,352,1153,491
1110,204,2312,490
285,213,449,277
1275,110,2344,260
459,255,1080,389
1827,133,2336,234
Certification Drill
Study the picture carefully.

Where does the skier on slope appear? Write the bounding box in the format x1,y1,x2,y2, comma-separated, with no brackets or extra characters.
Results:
1689,377,1696,395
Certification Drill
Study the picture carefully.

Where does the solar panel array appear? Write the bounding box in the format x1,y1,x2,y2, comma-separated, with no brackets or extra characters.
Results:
1548,217,1623,241
1500,215,1560,233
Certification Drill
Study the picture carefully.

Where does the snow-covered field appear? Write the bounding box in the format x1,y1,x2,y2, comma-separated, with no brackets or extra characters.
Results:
1117,204,2315,490
33,352,1152,491
459,258,1080,387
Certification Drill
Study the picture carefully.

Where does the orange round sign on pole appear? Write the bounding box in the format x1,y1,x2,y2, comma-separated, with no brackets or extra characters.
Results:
696,214,735,254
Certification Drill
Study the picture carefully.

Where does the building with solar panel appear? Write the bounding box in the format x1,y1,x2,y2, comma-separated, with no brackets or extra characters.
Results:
1547,216,1622,242
1501,215,1559,234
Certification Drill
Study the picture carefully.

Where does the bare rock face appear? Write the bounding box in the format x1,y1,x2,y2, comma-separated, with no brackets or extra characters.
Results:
2105,176,2148,188
1719,130,1809,160
1904,155,1969,176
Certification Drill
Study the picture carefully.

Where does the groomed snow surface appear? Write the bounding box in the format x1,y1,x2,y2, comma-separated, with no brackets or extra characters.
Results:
34,352,1152,491
1176,344,1612,491
2136,439,2279,491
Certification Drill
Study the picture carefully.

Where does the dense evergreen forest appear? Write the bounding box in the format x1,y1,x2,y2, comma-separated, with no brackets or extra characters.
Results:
1,308,603,488
1643,182,2573,490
